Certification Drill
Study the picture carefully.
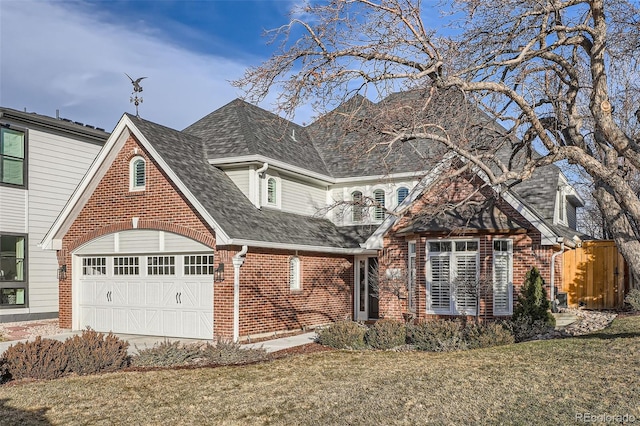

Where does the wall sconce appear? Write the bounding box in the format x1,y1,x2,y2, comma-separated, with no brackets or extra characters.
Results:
214,263,224,282
57,264,67,280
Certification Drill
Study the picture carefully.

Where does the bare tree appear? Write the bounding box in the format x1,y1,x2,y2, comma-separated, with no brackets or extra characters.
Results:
235,0,640,280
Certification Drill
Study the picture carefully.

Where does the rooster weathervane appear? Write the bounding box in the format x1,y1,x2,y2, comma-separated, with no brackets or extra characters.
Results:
125,73,147,117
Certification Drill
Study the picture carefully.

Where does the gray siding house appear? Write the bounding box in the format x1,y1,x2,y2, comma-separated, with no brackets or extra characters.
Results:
0,107,107,321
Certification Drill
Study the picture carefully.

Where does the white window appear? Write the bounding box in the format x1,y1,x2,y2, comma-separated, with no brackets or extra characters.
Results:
267,177,277,204
114,257,139,275
184,255,214,275
82,257,106,276
289,256,301,290
130,156,146,191
408,241,417,313
147,256,175,276
426,240,479,315
493,239,513,315
373,189,385,221
397,187,409,205
352,191,364,222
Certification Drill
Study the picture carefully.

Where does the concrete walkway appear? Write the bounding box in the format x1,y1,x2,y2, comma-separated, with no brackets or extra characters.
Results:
0,330,318,356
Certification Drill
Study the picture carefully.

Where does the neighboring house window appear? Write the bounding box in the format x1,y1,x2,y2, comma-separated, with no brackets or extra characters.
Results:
289,256,301,290
397,187,409,205
408,241,417,313
426,239,479,315
267,177,277,205
0,127,25,186
130,156,146,191
493,239,513,315
373,189,386,221
147,256,176,276
352,191,364,222
114,257,139,275
0,235,26,282
184,255,214,275
82,257,106,276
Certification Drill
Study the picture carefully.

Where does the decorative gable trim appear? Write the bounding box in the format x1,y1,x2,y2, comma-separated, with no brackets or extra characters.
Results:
41,115,231,250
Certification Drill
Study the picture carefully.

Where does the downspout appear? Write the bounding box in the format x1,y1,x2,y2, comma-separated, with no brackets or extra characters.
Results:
550,241,564,312
232,245,248,342
253,163,269,207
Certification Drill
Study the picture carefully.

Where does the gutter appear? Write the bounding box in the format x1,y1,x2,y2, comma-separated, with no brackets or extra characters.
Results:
232,245,248,342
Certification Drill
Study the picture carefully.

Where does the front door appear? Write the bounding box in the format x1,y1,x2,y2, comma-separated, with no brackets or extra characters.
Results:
355,256,379,321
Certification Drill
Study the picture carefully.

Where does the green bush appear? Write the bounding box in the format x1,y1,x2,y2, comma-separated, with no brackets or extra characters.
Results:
464,322,515,349
365,319,407,350
132,340,202,367
502,315,554,342
316,320,367,349
64,328,130,375
513,267,556,327
407,320,467,352
625,289,640,311
200,340,270,365
2,336,69,381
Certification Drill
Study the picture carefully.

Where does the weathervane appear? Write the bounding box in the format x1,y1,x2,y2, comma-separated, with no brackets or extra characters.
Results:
125,73,147,117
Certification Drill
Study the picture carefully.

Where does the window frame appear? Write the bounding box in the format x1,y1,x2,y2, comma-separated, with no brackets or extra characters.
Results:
425,238,480,316
373,189,386,221
184,255,215,275
0,233,28,308
289,256,301,291
351,190,364,223
407,241,417,313
129,156,146,192
263,173,281,208
0,126,27,188
492,239,513,316
397,187,409,205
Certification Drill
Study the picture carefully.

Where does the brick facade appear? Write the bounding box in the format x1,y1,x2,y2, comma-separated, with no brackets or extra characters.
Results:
57,135,354,338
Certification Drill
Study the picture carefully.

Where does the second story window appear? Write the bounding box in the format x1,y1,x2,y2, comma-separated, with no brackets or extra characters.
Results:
373,189,386,221
397,187,409,205
352,191,364,222
0,127,25,187
130,156,146,191
267,177,277,205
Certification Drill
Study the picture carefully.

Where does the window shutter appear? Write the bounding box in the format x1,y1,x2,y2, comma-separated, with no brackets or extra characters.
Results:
352,191,364,222
267,178,277,204
454,255,477,314
397,187,409,204
430,256,450,309
133,159,145,188
373,190,385,220
493,252,510,314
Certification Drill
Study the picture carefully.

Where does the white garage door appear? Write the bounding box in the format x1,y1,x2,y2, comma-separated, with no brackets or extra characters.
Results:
75,231,215,339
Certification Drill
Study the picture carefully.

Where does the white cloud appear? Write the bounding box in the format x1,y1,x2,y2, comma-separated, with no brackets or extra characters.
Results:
0,0,315,131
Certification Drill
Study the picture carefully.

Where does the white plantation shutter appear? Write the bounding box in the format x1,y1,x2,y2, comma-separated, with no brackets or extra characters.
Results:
454,255,477,314
430,256,451,310
493,240,512,315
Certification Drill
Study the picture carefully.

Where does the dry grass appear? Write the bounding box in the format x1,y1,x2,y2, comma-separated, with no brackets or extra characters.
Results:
1,316,640,425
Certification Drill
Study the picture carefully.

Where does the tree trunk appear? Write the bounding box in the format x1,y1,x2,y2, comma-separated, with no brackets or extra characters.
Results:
594,184,640,283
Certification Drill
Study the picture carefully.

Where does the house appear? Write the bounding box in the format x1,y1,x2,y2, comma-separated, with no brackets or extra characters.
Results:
0,107,107,322
41,90,586,341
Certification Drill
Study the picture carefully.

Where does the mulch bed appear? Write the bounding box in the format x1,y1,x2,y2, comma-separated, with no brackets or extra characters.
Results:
270,342,334,359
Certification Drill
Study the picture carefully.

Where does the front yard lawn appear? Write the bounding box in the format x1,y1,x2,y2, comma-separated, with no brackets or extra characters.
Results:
1,315,639,425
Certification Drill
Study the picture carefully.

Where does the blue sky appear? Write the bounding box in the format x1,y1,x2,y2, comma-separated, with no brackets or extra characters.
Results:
0,0,307,130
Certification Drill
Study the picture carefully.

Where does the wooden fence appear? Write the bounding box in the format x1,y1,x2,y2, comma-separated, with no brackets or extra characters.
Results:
561,240,628,309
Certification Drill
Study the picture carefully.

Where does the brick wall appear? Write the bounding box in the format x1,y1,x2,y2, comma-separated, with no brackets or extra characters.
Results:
378,171,556,321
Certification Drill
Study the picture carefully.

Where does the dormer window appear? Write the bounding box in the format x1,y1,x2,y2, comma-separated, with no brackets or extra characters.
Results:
130,156,146,191
267,177,277,204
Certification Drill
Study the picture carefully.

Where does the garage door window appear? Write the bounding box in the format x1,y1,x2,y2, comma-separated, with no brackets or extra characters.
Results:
147,256,175,275
114,257,139,275
184,255,214,275
82,257,106,276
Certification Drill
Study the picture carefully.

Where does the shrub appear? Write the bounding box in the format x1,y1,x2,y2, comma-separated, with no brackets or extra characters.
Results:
316,320,367,349
200,340,270,365
2,337,68,381
407,320,467,352
625,289,640,311
464,322,515,349
0,356,8,384
365,319,406,350
502,315,554,342
64,328,130,375
132,340,202,367
513,267,556,327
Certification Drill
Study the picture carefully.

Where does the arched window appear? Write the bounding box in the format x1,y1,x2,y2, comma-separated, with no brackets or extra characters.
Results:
397,187,409,205
130,156,146,191
289,256,301,290
373,189,386,221
267,177,277,205
352,191,364,222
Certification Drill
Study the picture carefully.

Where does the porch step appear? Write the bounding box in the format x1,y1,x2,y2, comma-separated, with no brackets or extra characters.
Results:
553,312,579,329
